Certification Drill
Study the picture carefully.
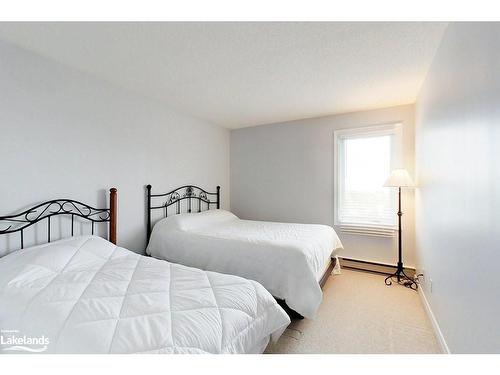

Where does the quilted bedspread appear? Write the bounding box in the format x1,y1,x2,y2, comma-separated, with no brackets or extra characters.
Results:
0,236,290,354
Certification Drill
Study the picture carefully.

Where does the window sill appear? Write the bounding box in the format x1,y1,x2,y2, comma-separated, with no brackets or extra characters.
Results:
337,224,396,237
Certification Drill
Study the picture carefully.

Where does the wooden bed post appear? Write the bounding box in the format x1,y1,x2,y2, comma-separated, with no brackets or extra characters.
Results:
146,184,152,242
109,188,117,244
216,186,220,209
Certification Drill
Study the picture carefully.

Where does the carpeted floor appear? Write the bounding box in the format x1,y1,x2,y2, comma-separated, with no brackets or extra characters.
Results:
265,269,441,354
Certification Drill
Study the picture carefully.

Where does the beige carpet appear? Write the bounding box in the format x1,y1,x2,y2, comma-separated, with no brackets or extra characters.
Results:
265,269,441,354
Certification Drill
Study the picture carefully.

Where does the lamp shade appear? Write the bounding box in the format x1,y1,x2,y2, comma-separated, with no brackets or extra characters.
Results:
383,169,415,187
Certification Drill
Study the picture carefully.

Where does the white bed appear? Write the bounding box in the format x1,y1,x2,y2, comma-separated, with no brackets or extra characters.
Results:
146,210,343,319
0,235,290,354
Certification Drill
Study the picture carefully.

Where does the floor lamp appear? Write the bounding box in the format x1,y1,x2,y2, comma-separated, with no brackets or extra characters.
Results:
383,169,417,290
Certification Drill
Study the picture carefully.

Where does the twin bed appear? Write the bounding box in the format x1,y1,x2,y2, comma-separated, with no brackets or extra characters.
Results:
146,185,343,319
0,185,343,354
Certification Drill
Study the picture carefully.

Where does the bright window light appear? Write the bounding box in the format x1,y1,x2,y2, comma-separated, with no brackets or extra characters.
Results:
334,124,401,235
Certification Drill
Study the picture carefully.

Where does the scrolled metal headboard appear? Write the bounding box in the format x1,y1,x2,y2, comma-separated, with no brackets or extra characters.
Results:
0,188,117,250
146,184,220,241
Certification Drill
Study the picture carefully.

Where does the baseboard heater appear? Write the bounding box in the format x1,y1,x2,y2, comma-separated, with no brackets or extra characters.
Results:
339,257,415,277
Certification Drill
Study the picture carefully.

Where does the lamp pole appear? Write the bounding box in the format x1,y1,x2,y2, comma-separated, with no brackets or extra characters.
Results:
397,186,402,282
384,185,417,290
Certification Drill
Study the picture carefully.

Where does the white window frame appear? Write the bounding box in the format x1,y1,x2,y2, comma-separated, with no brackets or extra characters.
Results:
333,123,402,237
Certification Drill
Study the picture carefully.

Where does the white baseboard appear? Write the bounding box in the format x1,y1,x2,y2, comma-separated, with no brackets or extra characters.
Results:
418,287,451,354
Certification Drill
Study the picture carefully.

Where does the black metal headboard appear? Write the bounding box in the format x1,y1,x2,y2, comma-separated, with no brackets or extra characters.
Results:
0,188,117,250
146,185,220,241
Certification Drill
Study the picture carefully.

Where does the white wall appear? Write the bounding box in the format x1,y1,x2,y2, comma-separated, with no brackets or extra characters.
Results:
231,105,416,267
0,40,230,255
415,23,500,353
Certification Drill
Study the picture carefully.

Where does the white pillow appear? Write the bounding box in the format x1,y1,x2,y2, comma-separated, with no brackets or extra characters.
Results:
155,209,237,231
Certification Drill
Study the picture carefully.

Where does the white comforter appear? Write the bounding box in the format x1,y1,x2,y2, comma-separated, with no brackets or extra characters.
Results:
147,210,343,319
0,236,290,354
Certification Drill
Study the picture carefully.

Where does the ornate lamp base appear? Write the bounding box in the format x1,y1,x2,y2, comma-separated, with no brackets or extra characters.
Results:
384,262,418,290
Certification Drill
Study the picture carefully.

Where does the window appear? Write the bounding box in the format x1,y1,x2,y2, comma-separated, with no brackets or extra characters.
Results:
334,124,402,236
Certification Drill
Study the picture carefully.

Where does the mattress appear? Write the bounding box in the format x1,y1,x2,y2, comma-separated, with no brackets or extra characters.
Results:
147,210,343,319
0,236,290,354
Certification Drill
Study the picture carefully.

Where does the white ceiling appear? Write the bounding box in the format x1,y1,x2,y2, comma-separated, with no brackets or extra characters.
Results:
0,22,447,129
